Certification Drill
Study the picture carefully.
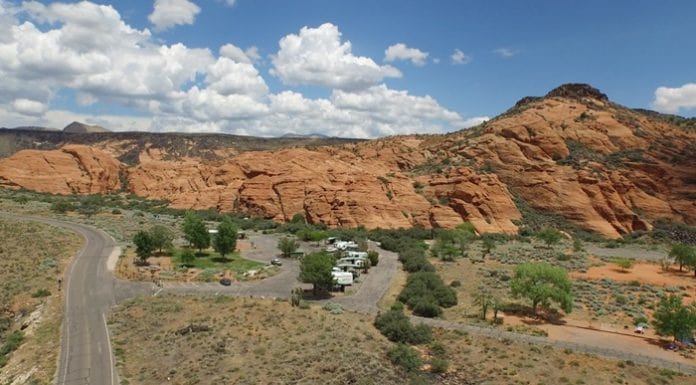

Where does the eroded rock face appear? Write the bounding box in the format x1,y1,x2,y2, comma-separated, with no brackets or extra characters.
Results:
446,93,696,238
124,147,520,233
0,144,121,194
0,85,693,238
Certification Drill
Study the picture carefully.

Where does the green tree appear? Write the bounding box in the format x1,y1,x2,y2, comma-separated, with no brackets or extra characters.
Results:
213,218,238,258
133,230,154,264
367,250,379,267
149,225,174,254
179,248,195,266
182,211,210,253
290,213,306,224
511,263,573,315
537,228,562,247
653,294,696,341
299,252,335,295
669,244,695,272
278,237,299,257
472,286,494,320
431,237,459,261
481,237,496,257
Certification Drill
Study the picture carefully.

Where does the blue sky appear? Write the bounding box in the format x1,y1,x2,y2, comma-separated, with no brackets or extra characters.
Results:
1,0,694,137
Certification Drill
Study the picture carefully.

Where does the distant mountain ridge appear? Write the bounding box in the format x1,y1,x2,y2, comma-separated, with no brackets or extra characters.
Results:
62,121,110,133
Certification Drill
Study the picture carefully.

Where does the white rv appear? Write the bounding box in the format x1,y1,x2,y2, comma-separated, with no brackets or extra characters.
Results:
332,271,353,286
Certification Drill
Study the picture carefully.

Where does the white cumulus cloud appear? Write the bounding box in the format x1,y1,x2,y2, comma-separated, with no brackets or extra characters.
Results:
493,47,518,58
384,43,429,66
12,98,47,116
0,2,484,138
270,23,401,91
149,0,200,31
652,83,696,114
451,49,471,65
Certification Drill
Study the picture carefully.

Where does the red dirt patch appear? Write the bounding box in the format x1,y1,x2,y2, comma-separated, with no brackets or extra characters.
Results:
573,262,696,289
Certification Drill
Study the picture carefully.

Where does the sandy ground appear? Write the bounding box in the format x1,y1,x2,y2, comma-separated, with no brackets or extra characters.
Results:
500,312,696,365
572,261,696,306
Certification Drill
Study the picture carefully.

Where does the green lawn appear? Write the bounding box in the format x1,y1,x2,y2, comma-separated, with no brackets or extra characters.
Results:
171,249,265,273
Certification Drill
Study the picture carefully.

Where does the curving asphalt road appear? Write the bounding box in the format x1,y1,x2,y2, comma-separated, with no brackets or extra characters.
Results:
1,213,123,385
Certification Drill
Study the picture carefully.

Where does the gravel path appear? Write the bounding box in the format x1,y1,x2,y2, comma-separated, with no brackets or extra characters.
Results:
412,316,696,375
585,244,669,262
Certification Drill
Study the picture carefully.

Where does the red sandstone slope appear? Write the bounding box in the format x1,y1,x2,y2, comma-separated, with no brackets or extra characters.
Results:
0,84,693,237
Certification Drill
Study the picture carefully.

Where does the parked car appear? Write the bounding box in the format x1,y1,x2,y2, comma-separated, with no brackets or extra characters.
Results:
219,277,232,286
271,258,282,266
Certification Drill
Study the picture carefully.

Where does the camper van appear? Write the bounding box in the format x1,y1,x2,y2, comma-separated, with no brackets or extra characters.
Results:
332,270,353,286
346,251,368,259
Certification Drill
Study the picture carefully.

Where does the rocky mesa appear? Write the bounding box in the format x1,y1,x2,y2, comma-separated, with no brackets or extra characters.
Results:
0,84,694,238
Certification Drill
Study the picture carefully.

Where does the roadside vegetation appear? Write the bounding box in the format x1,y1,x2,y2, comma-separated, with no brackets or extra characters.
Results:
109,295,409,385
0,217,82,384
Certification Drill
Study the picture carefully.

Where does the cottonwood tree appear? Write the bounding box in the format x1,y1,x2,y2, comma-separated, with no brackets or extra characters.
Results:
278,237,299,257
472,286,494,320
149,225,174,254
182,211,210,253
299,252,335,296
213,218,238,258
511,263,573,315
669,244,695,272
653,294,696,342
133,230,154,265
537,228,562,248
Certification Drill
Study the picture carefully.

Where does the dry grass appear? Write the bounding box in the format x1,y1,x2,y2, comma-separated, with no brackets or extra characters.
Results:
434,328,695,385
109,295,410,385
108,295,696,385
0,217,82,385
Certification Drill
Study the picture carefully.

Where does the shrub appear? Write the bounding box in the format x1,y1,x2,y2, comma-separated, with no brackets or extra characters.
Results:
374,309,432,344
368,250,379,266
614,257,633,272
449,280,462,288
398,272,457,314
31,288,51,298
430,357,449,373
412,299,442,317
387,344,422,372
0,331,24,367
50,200,75,213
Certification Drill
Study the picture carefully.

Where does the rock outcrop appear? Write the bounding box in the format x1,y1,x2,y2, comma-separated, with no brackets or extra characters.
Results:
0,84,693,237
0,145,121,194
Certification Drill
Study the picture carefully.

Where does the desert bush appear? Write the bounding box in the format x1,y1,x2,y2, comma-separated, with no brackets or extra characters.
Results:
31,288,51,298
412,299,442,318
430,357,449,373
387,344,422,372
398,272,457,314
368,250,379,267
374,309,432,345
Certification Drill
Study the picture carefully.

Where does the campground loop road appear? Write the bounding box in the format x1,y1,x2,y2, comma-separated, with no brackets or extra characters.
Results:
0,213,123,385
3,212,696,383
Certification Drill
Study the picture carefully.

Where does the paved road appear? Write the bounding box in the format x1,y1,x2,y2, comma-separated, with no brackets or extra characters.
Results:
0,213,122,385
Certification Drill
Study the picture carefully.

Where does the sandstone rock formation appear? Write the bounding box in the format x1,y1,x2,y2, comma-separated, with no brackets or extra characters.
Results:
0,144,121,194
0,84,693,238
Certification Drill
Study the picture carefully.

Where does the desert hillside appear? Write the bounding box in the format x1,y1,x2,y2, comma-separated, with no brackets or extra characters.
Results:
1,84,694,238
